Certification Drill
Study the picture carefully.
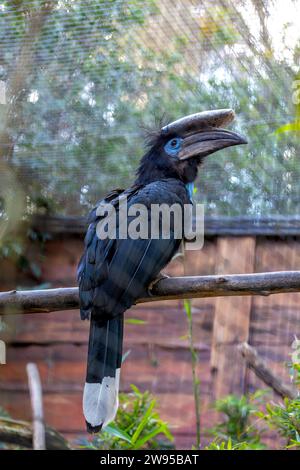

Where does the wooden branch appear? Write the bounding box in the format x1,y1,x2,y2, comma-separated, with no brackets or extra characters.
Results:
1,271,300,315
0,417,71,450
26,363,46,450
238,342,297,400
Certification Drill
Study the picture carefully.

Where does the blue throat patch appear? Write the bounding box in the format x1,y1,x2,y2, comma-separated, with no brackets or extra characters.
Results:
185,182,194,203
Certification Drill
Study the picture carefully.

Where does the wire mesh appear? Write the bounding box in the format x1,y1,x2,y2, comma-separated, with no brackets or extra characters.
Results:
0,0,299,217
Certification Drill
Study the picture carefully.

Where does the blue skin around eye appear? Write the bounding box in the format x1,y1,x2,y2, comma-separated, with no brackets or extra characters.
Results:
164,138,194,202
164,137,183,157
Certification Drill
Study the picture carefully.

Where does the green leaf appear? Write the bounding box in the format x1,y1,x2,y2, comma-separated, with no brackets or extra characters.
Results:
131,400,156,444
121,349,131,363
274,120,300,135
179,334,189,340
130,384,142,397
134,424,168,449
104,423,132,443
183,299,192,319
125,318,147,325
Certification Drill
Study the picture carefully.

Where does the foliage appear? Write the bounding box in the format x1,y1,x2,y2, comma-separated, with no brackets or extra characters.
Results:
0,228,50,281
257,398,300,448
78,385,174,450
255,345,300,448
206,346,300,450
289,337,300,387
0,0,299,217
206,391,282,450
205,438,264,450
205,391,300,450
208,392,266,449
183,298,201,448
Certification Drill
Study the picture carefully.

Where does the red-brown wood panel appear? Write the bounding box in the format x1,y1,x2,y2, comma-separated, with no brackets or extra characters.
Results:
210,237,256,399
247,238,300,394
1,234,299,449
0,236,218,449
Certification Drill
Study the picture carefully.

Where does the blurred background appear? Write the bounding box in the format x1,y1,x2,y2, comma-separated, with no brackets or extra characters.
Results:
0,0,299,217
0,0,300,450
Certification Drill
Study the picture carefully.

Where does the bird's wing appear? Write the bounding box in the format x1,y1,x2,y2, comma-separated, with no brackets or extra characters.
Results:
78,182,182,321
78,185,140,319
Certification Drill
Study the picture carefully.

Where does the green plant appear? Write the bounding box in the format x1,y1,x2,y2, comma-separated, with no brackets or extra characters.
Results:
1,0,300,219
208,392,267,449
288,337,300,386
78,385,174,450
0,227,51,281
205,437,264,450
256,349,300,449
206,341,300,450
183,298,201,449
257,398,300,449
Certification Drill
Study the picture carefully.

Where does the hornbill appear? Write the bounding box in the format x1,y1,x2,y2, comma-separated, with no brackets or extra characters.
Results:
77,109,247,432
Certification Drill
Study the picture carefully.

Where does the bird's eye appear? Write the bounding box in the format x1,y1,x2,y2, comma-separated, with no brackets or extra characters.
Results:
164,137,182,157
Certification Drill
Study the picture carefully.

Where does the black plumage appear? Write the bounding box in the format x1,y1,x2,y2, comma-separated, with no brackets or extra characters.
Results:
77,109,247,432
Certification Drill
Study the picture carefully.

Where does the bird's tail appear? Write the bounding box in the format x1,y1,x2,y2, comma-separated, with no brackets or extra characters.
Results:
83,314,124,433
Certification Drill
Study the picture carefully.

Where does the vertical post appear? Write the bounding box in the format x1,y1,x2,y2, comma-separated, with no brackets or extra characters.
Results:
26,363,46,450
211,237,256,399
0,340,6,364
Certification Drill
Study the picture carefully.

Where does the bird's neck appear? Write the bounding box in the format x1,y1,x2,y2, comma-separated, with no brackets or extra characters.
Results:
135,149,180,185
135,147,200,186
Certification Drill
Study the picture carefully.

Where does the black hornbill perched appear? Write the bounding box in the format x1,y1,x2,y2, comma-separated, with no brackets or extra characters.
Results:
77,109,247,432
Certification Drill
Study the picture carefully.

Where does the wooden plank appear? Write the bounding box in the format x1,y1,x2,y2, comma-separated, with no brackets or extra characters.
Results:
32,214,300,237
210,237,256,398
40,238,83,284
7,303,201,344
0,390,210,436
180,241,216,346
0,339,211,392
247,238,300,394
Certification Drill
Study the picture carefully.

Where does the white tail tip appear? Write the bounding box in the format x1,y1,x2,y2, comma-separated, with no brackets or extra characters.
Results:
83,369,120,432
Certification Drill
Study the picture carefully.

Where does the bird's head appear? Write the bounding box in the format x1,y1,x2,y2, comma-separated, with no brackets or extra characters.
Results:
136,109,247,184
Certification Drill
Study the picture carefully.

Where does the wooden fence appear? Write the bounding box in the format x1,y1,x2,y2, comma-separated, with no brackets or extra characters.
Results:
0,217,300,448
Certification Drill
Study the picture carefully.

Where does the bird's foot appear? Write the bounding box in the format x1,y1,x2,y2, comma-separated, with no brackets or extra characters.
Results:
148,273,169,296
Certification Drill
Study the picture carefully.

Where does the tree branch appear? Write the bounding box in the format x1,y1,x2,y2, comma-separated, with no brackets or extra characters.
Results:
0,417,71,450
1,271,300,315
238,342,297,400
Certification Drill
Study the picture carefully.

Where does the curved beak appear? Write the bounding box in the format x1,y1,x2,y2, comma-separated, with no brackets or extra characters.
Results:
178,128,247,160
161,109,247,161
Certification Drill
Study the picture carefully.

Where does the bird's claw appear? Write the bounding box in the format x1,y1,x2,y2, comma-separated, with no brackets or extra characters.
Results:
148,273,169,296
